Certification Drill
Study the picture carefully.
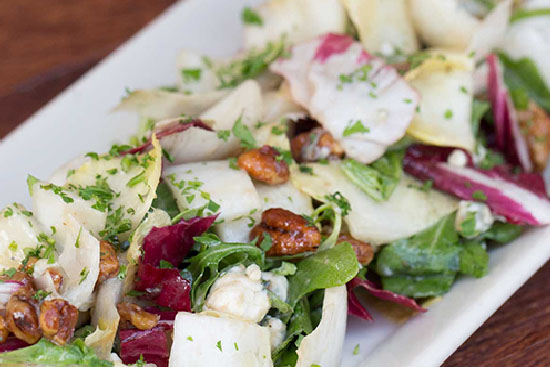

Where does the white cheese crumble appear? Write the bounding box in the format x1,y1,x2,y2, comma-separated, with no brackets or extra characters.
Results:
455,200,495,238
261,272,289,302
205,264,270,323
262,316,286,350
447,149,468,168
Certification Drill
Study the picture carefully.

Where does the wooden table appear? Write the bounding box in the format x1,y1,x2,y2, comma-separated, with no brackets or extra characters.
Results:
0,1,548,366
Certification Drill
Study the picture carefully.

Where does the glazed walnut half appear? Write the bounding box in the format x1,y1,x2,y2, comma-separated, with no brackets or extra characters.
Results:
117,302,159,330
98,241,119,284
238,145,290,185
5,290,41,344
337,234,374,265
517,101,550,172
39,299,78,345
290,128,344,163
250,208,321,256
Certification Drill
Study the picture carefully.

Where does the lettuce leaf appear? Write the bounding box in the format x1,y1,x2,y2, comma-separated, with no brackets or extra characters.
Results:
0,339,112,366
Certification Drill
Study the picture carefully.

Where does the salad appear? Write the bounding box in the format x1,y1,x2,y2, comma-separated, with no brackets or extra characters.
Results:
1,0,550,366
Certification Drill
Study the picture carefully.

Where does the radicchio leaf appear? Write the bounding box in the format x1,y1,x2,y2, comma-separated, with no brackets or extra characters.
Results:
135,264,191,312
122,119,212,155
486,54,532,172
141,215,218,268
0,337,28,353
404,144,550,225
119,327,169,367
346,277,426,321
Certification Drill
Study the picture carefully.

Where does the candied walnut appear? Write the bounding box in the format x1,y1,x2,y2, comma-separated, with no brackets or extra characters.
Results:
46,268,64,293
337,234,374,265
517,101,550,172
0,316,8,344
238,145,290,185
98,241,119,284
250,208,321,256
39,299,78,345
5,293,40,344
117,302,159,330
290,128,344,163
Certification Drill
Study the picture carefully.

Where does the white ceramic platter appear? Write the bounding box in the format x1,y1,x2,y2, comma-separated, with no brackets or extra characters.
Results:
0,0,548,366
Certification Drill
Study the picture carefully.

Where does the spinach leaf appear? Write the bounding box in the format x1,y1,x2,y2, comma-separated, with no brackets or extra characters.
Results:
480,221,524,243
187,242,264,312
0,339,112,366
151,181,180,218
287,242,359,308
340,150,404,202
499,53,550,111
381,274,456,298
374,213,461,276
459,240,488,278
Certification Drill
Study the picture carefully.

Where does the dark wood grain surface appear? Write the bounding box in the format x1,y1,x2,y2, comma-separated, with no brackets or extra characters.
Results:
0,1,548,366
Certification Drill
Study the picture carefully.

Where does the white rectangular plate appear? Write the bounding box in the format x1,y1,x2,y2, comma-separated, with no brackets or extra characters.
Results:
1,1,548,366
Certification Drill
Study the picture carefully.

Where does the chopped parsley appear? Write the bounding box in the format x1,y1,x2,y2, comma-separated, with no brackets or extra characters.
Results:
353,343,360,355
234,342,239,351
39,183,74,203
181,68,202,83
74,227,82,248
228,157,240,170
217,130,231,142
241,7,263,26
325,191,351,216
77,176,115,212
127,170,147,187
117,264,128,280
273,147,293,165
26,175,39,195
299,165,314,175
343,120,370,137
444,109,453,119
79,267,89,284
187,336,193,342
33,290,52,302
3,207,13,217
8,241,17,252
472,190,487,202
216,340,223,352
232,117,257,149
270,125,286,136
85,152,99,160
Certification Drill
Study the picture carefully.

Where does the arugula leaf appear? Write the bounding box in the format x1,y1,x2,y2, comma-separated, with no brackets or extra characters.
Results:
0,339,112,366
375,213,491,297
340,150,404,202
151,182,180,218
342,120,370,137
480,221,524,243
231,117,257,149
499,53,550,110
459,240,488,278
188,242,264,312
287,243,359,308
381,274,456,298
272,297,312,364
375,213,461,276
